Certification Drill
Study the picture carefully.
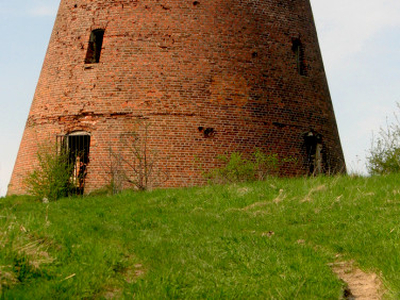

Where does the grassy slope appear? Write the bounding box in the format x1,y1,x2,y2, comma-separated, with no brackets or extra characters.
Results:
1,175,400,299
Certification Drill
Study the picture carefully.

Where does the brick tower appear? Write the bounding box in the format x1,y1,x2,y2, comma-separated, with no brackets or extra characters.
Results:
8,0,345,195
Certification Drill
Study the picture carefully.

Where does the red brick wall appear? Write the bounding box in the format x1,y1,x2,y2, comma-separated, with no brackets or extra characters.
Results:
8,0,345,195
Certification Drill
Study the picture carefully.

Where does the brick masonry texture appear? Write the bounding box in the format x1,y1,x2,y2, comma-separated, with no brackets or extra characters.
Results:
8,0,346,195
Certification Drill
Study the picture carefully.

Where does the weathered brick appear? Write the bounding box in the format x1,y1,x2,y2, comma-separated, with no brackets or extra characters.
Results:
8,0,345,195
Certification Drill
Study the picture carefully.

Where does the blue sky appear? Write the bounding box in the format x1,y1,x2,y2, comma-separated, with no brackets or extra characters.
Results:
1,0,400,196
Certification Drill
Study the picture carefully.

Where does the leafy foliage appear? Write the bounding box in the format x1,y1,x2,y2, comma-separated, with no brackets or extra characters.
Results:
24,144,73,201
367,111,400,175
207,149,286,183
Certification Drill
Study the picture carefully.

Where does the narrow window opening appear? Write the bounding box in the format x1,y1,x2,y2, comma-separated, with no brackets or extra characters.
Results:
57,133,91,195
292,39,306,76
304,131,323,175
85,29,105,64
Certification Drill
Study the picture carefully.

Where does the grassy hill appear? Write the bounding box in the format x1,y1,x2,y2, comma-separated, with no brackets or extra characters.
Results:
1,175,400,298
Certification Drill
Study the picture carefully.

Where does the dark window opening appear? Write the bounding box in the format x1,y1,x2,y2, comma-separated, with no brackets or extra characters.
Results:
85,29,105,64
292,39,306,76
57,133,91,195
304,131,323,175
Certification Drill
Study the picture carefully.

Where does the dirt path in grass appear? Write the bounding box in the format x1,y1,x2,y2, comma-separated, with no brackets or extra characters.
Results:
330,261,384,299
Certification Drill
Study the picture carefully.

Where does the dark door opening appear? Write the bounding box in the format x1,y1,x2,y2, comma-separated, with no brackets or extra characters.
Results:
57,133,91,195
304,131,323,175
68,134,90,194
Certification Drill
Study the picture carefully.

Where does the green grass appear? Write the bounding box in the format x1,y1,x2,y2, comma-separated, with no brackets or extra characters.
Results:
1,174,400,298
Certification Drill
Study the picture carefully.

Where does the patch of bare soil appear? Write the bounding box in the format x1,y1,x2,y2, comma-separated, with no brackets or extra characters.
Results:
330,261,385,299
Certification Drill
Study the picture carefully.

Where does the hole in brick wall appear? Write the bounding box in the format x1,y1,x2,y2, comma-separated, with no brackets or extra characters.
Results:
74,4,77,8
193,1,200,6
198,127,215,138
273,122,286,128
252,52,258,58
85,29,105,64
204,128,214,137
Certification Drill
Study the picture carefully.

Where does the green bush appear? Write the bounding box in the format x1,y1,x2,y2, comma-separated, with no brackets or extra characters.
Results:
206,149,283,184
24,145,74,201
367,114,400,175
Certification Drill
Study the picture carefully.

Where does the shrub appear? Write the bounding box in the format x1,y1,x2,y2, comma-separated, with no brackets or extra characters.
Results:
253,149,280,180
367,110,400,175
206,149,283,184
24,144,73,201
208,152,255,183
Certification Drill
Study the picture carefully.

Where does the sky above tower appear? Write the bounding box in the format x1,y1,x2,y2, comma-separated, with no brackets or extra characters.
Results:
1,0,400,196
